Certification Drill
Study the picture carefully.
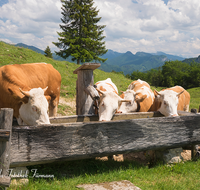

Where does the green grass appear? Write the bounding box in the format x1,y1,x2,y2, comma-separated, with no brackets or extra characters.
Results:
8,159,200,190
187,87,200,110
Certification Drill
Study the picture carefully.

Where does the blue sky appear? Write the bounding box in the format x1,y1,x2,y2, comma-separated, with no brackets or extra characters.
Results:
0,0,200,58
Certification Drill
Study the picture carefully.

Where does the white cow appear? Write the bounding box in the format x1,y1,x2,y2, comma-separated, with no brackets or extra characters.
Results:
95,78,130,121
18,87,50,125
152,86,190,117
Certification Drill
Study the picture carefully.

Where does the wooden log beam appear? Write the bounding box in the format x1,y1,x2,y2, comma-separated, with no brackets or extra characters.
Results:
50,111,194,124
10,114,200,167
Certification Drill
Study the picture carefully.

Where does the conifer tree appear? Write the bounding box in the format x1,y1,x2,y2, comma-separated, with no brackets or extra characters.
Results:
44,46,53,58
53,0,107,64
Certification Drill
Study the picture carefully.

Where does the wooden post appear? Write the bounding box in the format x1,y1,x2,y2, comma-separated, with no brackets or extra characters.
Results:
0,108,13,189
73,63,101,115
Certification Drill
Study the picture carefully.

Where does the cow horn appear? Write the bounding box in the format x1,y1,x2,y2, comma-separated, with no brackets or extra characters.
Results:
43,86,48,92
154,89,161,96
177,90,185,97
119,99,132,103
96,88,105,95
19,88,30,97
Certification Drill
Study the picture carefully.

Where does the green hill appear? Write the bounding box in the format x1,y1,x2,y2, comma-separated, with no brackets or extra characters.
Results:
0,41,132,112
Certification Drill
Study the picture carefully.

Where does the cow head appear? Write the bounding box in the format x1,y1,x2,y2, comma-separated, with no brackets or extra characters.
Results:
96,89,131,121
8,87,50,125
154,89,184,117
117,90,147,113
18,87,50,125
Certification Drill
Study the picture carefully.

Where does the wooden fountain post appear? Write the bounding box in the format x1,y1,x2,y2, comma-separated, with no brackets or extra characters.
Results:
73,63,101,115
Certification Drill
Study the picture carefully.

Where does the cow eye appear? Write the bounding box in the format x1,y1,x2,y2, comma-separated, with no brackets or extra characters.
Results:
32,106,40,113
101,102,104,106
164,101,167,106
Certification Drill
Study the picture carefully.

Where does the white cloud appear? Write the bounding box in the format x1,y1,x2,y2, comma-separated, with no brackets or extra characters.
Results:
95,0,200,57
0,0,62,50
0,0,200,57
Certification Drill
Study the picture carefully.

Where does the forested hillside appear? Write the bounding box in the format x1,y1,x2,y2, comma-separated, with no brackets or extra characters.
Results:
129,60,200,89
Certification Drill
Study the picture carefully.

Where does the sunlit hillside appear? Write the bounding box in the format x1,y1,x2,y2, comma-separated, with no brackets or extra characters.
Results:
0,41,133,115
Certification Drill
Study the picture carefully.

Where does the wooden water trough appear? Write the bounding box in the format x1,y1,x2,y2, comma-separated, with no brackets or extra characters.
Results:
10,110,200,167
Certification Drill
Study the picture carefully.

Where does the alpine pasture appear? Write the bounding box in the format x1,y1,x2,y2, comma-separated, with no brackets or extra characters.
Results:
1,41,200,190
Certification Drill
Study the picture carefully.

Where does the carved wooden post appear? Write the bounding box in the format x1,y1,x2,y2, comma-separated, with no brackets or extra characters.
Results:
73,63,101,115
0,108,13,189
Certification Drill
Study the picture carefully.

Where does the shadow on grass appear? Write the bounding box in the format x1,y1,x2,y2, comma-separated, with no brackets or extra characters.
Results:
27,158,146,180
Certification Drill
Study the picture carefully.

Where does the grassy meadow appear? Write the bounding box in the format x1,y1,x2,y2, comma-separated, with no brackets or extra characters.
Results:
1,41,200,189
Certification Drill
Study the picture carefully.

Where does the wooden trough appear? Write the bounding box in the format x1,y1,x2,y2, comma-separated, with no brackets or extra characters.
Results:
10,110,200,167
1,63,200,174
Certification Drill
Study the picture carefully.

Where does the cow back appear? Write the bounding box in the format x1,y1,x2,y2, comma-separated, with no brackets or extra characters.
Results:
95,78,118,94
128,79,154,112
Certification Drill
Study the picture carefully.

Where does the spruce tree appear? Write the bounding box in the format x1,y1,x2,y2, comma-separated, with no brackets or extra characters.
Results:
53,0,107,64
44,46,53,58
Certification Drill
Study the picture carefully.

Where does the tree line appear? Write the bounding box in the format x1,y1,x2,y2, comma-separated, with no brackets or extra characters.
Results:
126,60,200,89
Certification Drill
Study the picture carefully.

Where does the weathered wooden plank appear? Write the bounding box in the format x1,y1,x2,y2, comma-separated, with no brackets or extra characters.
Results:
10,114,200,167
0,130,10,141
49,111,194,124
0,108,13,189
73,63,101,74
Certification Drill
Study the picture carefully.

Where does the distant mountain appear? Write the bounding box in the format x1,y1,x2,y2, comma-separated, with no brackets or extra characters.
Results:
16,43,44,55
101,49,123,60
14,43,188,75
182,55,200,64
151,51,185,61
100,51,169,75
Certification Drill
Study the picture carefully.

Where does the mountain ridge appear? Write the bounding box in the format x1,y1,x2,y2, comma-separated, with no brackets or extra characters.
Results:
15,43,186,75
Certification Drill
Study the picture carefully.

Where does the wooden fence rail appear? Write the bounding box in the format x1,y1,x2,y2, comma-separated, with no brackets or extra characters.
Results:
10,112,200,167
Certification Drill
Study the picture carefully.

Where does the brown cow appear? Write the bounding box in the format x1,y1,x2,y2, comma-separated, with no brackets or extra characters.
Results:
118,79,155,113
0,63,61,125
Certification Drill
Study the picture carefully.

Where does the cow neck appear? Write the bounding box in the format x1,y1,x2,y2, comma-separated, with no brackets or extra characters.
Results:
95,82,118,95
